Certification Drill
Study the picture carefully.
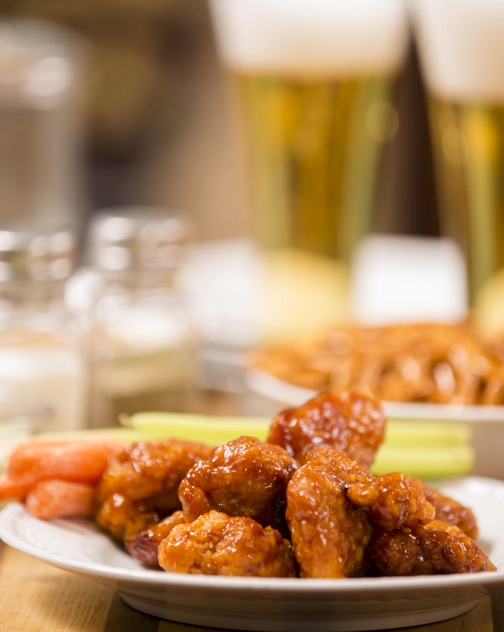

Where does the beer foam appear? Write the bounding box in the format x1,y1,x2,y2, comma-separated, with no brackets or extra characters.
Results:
209,0,409,76
412,0,504,102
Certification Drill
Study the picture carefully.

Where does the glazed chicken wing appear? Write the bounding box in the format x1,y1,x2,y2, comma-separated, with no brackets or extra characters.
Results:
370,519,496,575
406,476,478,539
267,392,386,468
286,447,373,578
178,436,298,537
95,439,213,540
158,510,298,577
346,471,435,531
124,510,187,567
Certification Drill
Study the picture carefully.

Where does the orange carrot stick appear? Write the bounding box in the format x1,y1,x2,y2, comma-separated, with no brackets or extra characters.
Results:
6,440,124,487
0,474,30,501
25,479,96,520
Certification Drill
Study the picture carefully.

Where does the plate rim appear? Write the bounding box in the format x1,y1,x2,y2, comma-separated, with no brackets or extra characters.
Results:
246,369,504,422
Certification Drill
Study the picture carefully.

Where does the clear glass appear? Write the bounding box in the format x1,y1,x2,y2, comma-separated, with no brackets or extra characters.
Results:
0,285,86,434
209,1,408,256
209,0,409,328
0,20,86,228
83,273,196,428
412,0,504,325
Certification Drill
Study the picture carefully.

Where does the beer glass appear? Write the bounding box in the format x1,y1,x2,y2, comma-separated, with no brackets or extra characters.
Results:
413,0,504,321
209,0,408,267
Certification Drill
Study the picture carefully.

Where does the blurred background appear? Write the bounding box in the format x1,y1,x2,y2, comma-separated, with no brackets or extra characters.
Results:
0,0,468,430
1,0,504,484
2,0,502,456
0,0,439,240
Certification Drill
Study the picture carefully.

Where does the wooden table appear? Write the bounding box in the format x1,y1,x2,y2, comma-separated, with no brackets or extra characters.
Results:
0,539,502,632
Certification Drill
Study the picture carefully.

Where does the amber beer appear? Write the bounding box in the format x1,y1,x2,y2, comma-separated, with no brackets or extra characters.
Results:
210,0,408,263
231,72,397,261
413,0,504,310
428,98,504,305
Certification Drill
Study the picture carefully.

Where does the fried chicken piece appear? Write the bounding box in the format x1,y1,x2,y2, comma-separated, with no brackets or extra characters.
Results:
178,436,297,537
158,510,298,577
286,448,373,578
95,439,214,541
370,519,496,575
406,476,478,539
346,472,435,531
267,392,386,468
124,510,187,567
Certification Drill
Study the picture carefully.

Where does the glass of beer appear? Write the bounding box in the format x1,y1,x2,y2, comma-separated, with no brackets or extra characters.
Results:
413,0,504,326
209,1,408,324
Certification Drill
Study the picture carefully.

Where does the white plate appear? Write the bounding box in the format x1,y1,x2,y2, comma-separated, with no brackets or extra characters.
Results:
247,369,504,422
1,476,504,632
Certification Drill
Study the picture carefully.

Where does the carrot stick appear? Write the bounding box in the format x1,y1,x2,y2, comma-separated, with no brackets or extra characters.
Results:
25,479,96,520
0,474,30,501
6,440,124,487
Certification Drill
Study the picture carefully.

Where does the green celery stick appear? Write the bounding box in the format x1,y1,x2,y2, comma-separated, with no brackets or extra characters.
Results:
371,445,474,479
122,412,270,444
124,412,471,451
385,419,471,447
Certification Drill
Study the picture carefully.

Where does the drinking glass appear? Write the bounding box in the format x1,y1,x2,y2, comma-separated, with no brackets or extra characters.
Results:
0,20,86,228
208,0,409,330
412,0,504,328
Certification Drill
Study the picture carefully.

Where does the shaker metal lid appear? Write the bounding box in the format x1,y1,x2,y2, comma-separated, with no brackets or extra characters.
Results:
0,226,76,283
88,207,190,273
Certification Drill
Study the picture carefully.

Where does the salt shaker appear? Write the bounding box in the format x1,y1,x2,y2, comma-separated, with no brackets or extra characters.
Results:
0,226,85,433
82,208,196,428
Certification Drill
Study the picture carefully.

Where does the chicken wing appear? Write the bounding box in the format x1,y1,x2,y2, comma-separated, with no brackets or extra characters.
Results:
178,436,297,537
267,392,385,468
286,447,373,578
124,510,187,567
370,519,496,575
406,476,478,539
346,471,435,531
95,439,213,540
158,510,298,577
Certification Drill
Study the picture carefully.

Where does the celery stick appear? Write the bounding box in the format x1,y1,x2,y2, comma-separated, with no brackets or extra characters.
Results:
126,412,472,451
123,412,270,444
126,411,474,479
386,420,471,447
127,415,474,478
371,445,474,479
